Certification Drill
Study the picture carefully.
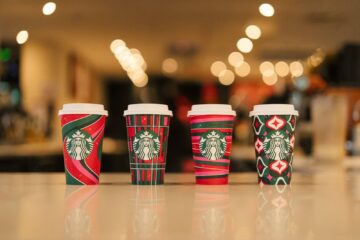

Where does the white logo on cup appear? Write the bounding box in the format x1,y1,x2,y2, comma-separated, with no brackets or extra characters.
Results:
133,130,161,160
263,131,290,161
66,130,93,161
200,130,227,160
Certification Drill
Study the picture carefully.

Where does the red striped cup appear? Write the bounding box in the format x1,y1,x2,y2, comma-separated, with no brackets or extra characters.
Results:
188,104,236,185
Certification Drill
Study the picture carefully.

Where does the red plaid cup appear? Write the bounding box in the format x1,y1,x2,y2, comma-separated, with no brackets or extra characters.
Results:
124,104,172,185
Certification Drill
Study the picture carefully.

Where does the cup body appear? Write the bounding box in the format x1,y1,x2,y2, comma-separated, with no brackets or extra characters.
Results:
60,114,107,185
125,114,171,185
189,114,235,184
252,114,297,185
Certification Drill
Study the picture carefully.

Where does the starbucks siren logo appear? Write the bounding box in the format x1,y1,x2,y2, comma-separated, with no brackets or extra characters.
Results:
199,130,227,160
263,131,290,160
66,130,94,161
133,130,160,160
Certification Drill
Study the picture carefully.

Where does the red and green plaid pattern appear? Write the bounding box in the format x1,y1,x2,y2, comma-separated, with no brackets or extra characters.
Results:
125,114,171,185
189,115,235,185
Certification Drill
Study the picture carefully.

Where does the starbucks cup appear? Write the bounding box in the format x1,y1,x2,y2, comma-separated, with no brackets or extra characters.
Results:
124,104,172,185
188,104,236,185
249,104,298,185
59,103,108,185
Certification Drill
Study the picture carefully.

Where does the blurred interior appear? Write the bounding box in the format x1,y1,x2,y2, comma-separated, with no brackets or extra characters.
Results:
0,0,360,172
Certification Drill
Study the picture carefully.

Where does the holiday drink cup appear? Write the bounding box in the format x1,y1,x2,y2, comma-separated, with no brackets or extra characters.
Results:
249,104,298,185
188,104,236,185
124,104,172,185
59,103,108,185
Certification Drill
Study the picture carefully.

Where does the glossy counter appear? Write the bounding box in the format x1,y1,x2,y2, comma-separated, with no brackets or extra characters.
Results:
0,166,359,240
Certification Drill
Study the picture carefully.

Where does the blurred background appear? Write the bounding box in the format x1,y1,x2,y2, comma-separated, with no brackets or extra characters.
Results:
0,0,359,172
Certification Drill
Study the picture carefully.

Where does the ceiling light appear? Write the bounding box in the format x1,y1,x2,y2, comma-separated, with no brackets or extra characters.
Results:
218,70,235,86
228,52,244,67
110,39,126,53
236,38,253,53
16,30,29,44
245,25,262,40
42,2,56,16
162,58,178,74
275,61,289,77
259,3,275,17
259,61,274,77
210,61,227,76
289,61,304,77
133,74,148,88
262,73,278,86
235,61,251,77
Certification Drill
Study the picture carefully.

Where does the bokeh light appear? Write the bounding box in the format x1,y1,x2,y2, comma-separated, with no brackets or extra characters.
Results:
290,61,304,77
245,25,262,40
210,61,227,76
236,38,253,53
259,3,275,17
16,30,29,44
42,2,56,16
259,61,274,77
228,52,244,67
110,39,126,53
235,61,251,77
275,61,290,77
162,58,178,74
262,73,278,85
218,70,235,85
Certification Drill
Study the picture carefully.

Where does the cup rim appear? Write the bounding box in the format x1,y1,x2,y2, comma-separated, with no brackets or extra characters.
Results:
59,103,108,116
249,104,299,117
123,103,173,116
187,104,236,116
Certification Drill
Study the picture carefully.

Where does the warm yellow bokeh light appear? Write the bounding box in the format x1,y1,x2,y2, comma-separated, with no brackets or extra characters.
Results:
110,39,126,53
162,58,178,74
42,2,56,16
236,38,253,53
16,30,29,44
210,61,227,76
275,61,290,77
218,70,235,86
245,25,262,40
235,61,251,77
262,73,278,86
228,52,244,67
259,61,274,77
290,61,304,77
259,3,275,17
133,74,149,88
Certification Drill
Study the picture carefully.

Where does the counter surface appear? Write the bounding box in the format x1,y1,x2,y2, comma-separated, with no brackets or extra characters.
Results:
0,167,359,240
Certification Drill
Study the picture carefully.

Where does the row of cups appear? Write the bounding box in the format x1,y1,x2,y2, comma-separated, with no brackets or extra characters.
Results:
59,103,298,185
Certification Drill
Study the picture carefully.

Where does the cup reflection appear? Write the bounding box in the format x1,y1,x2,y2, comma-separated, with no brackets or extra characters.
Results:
128,186,165,240
256,184,293,240
64,185,99,240
193,186,231,240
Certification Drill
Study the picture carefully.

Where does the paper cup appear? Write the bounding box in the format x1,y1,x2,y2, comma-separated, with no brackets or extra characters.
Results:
59,103,108,185
124,104,172,185
249,104,298,185
188,104,236,185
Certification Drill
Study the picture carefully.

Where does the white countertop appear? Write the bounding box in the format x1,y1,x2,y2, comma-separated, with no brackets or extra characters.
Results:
0,167,359,240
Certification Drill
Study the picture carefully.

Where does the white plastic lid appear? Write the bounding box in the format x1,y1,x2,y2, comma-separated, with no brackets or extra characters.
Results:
59,103,108,116
187,104,236,116
249,104,299,117
123,104,173,116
